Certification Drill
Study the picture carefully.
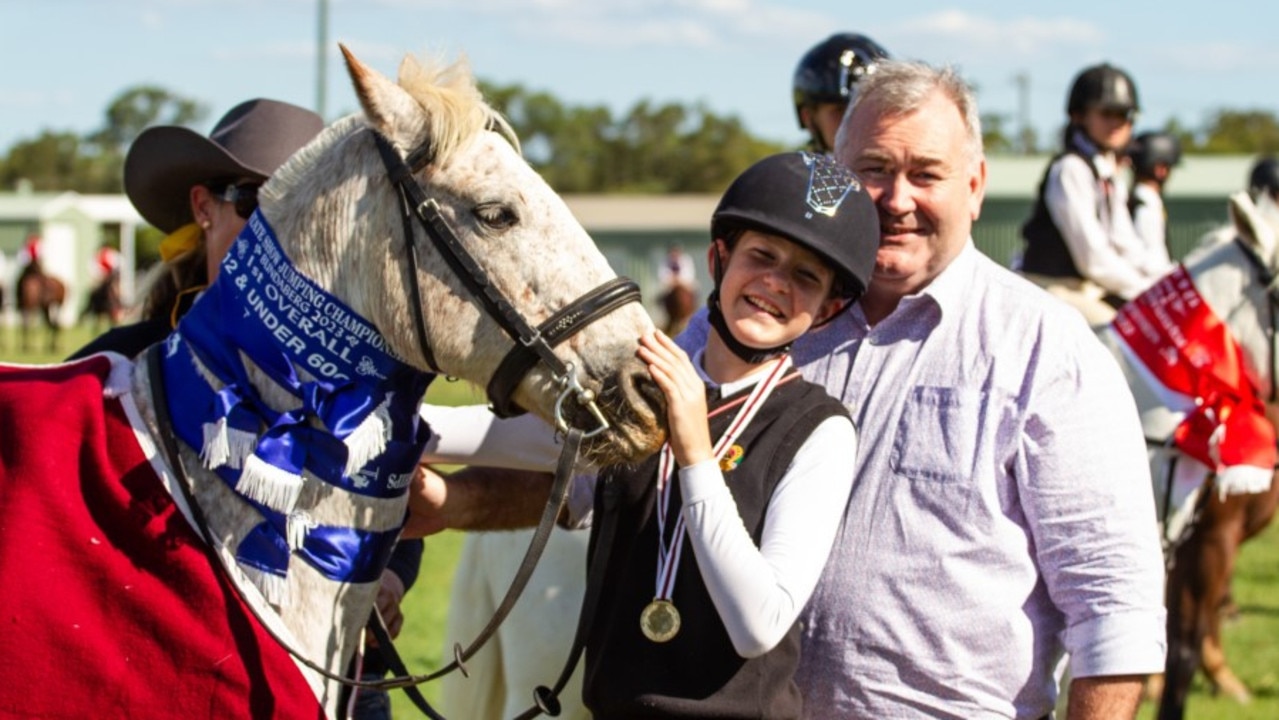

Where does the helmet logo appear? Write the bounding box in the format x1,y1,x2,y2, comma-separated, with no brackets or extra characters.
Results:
803,151,860,218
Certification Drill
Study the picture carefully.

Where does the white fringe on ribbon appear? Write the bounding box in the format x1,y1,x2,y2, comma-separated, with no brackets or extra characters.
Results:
1216,465,1275,498
237,455,304,513
241,563,289,607
200,419,258,470
201,417,231,469
343,398,392,477
287,510,318,552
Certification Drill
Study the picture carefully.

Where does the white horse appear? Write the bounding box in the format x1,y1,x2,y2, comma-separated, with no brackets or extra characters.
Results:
0,46,664,719
1098,191,1279,720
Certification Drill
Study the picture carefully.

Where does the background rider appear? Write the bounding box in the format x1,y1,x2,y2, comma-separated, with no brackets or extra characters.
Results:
1019,62,1170,325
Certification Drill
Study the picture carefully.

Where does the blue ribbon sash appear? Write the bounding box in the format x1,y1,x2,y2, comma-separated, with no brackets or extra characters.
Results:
161,211,434,588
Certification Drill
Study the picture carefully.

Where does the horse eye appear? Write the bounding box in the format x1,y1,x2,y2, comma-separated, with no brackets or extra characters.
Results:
473,202,519,231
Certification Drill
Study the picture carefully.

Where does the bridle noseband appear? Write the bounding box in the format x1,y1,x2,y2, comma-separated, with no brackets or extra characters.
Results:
371,131,641,438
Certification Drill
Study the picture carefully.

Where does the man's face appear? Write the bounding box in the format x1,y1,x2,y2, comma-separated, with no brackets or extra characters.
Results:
839,90,986,300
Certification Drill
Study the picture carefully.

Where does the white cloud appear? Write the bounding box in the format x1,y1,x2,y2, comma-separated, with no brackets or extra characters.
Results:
369,0,830,49
140,11,164,31
1147,42,1279,74
887,10,1104,60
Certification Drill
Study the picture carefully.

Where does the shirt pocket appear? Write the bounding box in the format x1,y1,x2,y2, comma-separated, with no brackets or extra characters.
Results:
891,386,982,484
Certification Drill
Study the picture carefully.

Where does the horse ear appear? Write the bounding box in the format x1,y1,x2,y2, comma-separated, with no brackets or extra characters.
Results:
1228,191,1279,269
340,44,425,147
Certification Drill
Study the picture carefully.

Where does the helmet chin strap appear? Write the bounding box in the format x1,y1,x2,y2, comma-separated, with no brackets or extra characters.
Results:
808,130,831,155
706,288,792,364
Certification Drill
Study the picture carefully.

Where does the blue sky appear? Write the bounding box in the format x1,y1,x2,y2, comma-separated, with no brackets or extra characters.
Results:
3,0,1279,158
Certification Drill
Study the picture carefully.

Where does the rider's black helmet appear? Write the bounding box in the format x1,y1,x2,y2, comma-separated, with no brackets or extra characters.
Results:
1067,63,1140,116
712,151,878,300
1127,132,1182,178
792,33,890,128
1248,156,1279,201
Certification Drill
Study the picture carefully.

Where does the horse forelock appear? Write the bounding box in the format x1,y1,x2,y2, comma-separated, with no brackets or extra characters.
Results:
395,53,521,164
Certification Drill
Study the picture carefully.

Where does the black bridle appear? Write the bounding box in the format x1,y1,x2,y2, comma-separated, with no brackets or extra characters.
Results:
371,131,642,434
1230,236,1279,404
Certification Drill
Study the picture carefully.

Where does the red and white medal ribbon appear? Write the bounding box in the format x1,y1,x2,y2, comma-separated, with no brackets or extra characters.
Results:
652,354,793,604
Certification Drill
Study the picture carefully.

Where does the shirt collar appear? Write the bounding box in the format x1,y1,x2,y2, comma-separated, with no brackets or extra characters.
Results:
692,347,782,397
920,239,979,315
854,239,978,325
1068,128,1117,177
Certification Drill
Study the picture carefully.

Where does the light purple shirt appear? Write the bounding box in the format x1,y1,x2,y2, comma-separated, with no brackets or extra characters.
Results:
681,241,1166,719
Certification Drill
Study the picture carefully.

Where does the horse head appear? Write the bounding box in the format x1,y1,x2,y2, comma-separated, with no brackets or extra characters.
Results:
262,47,665,469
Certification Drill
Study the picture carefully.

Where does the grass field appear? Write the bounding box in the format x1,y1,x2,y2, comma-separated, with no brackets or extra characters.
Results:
4,322,1277,718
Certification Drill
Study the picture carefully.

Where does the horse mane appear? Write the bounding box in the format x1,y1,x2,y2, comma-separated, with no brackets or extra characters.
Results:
266,53,520,206
396,53,521,160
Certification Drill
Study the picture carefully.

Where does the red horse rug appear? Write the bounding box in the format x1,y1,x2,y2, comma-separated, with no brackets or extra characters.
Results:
0,355,324,719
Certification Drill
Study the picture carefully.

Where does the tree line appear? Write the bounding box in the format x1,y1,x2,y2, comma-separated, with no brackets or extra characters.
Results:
5,82,1279,197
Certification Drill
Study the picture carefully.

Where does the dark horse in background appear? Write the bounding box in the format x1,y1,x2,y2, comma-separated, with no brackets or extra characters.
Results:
80,269,122,335
16,261,65,353
1099,191,1279,719
659,281,697,337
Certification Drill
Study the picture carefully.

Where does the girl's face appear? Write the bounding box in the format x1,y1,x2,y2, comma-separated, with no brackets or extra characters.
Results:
1079,106,1135,153
713,230,843,349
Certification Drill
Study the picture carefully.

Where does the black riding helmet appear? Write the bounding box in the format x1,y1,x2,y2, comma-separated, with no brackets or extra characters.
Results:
1067,63,1140,116
1249,156,1279,201
707,151,879,362
1127,131,1182,178
792,33,890,128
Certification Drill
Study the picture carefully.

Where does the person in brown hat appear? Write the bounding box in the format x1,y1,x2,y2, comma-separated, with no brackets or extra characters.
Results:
72,97,322,358
131,98,325,333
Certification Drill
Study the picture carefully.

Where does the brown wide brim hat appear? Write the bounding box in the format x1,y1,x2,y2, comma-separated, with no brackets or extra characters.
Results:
124,98,324,233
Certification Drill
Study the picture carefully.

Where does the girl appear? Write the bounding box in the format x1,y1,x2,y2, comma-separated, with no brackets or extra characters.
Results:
1019,62,1170,325
582,150,878,718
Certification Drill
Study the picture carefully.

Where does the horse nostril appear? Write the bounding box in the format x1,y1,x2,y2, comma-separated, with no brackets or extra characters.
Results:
627,365,667,426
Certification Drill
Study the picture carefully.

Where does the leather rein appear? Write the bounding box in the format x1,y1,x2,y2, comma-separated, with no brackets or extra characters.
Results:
146,127,644,718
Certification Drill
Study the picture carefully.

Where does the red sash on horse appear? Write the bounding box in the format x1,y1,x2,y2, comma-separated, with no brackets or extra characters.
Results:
1113,266,1276,494
0,356,324,719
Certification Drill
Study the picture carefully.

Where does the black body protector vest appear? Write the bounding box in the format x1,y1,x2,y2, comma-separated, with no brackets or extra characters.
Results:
583,375,848,720
1019,148,1103,278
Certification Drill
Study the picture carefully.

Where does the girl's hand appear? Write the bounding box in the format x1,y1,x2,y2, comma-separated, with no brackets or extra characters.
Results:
638,330,713,467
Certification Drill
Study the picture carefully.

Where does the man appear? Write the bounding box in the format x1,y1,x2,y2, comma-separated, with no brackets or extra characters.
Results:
789,59,1164,720
410,60,1166,720
792,33,889,153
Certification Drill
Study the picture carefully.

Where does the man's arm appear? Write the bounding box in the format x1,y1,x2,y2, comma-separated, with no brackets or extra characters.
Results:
1066,675,1144,720
403,464,554,538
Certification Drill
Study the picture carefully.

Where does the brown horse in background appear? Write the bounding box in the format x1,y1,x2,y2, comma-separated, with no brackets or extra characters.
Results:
16,262,65,353
660,281,697,336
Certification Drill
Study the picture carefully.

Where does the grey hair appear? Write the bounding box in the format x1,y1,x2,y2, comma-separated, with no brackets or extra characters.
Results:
835,60,984,167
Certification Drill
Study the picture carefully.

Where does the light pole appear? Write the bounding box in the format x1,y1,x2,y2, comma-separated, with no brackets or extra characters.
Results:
316,0,329,120
1013,72,1031,154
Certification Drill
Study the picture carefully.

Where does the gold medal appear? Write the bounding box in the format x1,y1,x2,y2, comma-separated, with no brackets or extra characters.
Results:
640,599,681,643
